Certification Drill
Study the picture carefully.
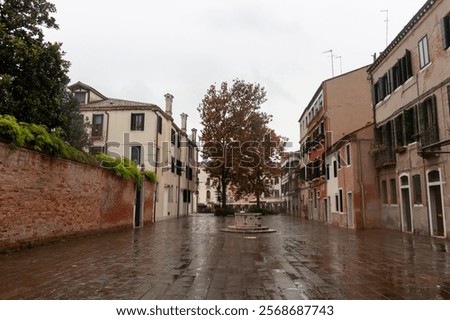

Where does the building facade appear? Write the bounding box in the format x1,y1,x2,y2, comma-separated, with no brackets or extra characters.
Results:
281,152,300,216
368,0,450,238
69,82,198,223
298,66,377,229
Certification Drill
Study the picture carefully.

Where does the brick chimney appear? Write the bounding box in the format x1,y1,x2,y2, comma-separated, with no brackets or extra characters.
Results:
164,93,174,116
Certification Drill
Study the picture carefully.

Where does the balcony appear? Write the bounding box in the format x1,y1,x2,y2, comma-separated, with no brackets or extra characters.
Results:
371,145,396,168
418,127,440,158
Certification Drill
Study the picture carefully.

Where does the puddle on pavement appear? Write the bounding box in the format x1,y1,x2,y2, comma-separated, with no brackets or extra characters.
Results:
430,244,449,252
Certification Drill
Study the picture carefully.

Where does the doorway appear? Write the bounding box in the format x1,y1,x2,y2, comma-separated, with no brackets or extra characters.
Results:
427,170,445,237
134,187,142,227
400,175,413,232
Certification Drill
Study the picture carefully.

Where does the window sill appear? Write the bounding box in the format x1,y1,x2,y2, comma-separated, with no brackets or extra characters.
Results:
419,62,433,73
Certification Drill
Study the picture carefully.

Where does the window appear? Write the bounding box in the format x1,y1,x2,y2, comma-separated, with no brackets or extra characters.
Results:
89,146,104,155
333,160,337,178
390,178,397,204
381,121,394,147
131,113,145,131
92,114,104,137
74,91,86,104
171,129,176,145
335,194,339,212
442,15,450,49
373,50,412,104
400,176,409,187
428,170,441,183
206,190,211,200
157,115,162,134
418,36,430,69
412,175,422,204
183,189,191,203
395,114,405,147
131,146,141,165
447,86,450,113
418,96,439,146
345,144,351,166
186,166,193,180
381,180,388,204
338,189,343,213
176,159,182,176
404,107,418,144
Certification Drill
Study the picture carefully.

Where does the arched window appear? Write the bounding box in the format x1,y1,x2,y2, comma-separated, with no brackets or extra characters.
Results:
206,190,211,200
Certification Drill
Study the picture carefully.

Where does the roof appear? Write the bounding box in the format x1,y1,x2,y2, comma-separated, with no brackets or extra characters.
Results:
68,81,108,100
80,98,158,111
367,0,437,73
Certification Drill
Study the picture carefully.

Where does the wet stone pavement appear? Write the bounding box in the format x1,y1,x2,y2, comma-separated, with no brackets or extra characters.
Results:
1,214,450,300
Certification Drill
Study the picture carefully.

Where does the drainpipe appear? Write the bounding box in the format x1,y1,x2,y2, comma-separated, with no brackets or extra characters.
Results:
104,110,110,154
152,110,160,224
357,139,366,229
367,71,382,229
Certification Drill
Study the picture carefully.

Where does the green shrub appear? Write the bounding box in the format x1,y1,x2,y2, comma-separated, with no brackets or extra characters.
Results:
214,206,235,216
0,115,92,162
0,114,29,147
96,153,142,187
0,115,155,187
143,170,157,183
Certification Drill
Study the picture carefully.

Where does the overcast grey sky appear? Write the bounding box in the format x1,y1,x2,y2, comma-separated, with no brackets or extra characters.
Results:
46,0,427,149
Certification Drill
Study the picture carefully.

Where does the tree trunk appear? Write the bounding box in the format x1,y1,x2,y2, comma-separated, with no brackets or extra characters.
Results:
256,193,261,209
221,178,227,208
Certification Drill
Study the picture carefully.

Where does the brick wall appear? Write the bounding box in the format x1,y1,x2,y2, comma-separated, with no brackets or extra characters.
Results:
0,142,154,250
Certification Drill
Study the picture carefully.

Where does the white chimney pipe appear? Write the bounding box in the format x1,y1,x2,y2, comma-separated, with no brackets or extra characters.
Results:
164,93,174,116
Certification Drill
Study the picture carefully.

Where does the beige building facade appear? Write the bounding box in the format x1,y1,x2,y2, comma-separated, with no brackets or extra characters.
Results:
368,0,450,238
69,82,198,223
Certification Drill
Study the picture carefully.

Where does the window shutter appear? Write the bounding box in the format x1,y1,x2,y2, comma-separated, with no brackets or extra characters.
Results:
441,16,450,49
405,50,412,79
157,116,162,134
447,86,450,112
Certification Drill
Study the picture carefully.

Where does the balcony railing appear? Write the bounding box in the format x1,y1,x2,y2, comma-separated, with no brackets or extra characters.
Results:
419,126,440,149
372,145,396,168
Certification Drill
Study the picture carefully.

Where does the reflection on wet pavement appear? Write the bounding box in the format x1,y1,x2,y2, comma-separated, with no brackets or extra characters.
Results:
0,214,449,299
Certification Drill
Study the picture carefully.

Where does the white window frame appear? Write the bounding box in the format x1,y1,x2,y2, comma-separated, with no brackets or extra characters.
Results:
418,35,430,69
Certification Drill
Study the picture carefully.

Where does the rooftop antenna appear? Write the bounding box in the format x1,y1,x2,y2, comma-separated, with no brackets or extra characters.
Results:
381,9,389,47
335,55,342,74
322,49,334,77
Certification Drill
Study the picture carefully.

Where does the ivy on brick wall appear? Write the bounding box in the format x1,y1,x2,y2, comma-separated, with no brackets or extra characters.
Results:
0,114,95,164
0,114,157,187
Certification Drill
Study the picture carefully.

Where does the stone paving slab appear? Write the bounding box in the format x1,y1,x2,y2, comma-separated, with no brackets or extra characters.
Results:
0,214,449,299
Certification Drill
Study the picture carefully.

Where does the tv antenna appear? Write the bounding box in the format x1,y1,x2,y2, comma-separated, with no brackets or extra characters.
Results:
322,49,334,77
335,55,342,75
381,9,389,47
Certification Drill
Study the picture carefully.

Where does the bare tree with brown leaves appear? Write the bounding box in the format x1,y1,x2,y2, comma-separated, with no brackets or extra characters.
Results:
198,79,285,209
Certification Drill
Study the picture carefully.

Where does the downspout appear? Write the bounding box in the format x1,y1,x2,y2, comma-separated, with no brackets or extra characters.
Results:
186,138,190,216
367,69,380,229
104,110,110,154
357,139,366,229
152,110,160,224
